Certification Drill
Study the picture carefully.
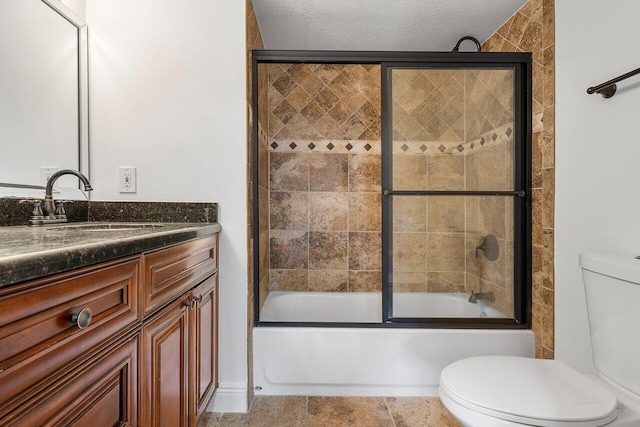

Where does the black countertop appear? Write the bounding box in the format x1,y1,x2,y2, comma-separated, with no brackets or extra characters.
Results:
0,222,221,287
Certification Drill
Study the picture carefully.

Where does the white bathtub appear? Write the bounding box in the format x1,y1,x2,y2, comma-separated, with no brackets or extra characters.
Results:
253,291,535,396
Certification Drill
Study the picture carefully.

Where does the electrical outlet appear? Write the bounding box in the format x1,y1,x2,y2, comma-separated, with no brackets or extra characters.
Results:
119,167,136,193
41,167,58,187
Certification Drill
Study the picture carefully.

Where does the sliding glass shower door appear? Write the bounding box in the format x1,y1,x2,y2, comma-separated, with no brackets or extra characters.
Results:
252,51,531,327
382,65,529,325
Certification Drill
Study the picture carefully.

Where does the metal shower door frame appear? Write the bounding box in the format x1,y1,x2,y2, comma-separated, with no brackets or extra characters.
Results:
380,58,532,328
251,50,532,329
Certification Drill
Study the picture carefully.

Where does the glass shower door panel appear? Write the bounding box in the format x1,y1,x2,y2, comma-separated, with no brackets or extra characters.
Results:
390,68,515,192
390,195,515,319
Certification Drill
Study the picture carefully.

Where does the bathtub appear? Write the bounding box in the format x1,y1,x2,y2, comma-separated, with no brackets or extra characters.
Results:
260,291,506,322
253,291,535,396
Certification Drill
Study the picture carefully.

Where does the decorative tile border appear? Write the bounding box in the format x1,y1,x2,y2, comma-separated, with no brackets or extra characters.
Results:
392,123,514,155
269,140,381,155
268,120,529,157
391,141,466,155
461,123,514,154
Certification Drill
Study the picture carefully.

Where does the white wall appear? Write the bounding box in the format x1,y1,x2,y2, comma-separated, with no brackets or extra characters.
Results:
86,0,249,411
556,0,640,373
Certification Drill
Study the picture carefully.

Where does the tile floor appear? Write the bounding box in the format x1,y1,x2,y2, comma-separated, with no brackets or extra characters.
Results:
198,396,462,427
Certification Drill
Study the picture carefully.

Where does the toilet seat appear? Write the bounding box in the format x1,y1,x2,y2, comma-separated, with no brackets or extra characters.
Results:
440,356,618,426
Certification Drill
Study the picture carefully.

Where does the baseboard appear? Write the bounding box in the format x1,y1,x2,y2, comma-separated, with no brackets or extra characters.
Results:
208,382,248,413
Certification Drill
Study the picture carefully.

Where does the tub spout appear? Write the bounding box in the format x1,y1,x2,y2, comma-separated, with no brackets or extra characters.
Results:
468,291,495,304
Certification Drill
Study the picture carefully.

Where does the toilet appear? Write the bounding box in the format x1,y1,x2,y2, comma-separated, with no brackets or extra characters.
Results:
439,252,640,426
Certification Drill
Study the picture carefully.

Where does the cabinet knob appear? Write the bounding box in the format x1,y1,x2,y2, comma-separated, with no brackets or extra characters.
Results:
193,295,203,303
184,298,196,309
70,307,93,329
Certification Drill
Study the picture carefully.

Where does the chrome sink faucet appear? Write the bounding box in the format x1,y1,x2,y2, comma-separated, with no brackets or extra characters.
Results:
468,291,495,304
22,169,93,226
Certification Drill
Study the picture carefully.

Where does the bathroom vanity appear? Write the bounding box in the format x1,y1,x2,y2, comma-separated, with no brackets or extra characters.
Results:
0,222,220,426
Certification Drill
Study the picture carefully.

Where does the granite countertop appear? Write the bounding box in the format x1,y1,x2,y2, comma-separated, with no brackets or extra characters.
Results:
0,222,221,288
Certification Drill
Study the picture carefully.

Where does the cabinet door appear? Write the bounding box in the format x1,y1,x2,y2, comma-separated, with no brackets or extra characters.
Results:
141,294,191,427
1,333,138,426
190,274,218,424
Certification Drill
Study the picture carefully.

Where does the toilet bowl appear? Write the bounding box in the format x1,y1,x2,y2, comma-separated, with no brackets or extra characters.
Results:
439,252,640,426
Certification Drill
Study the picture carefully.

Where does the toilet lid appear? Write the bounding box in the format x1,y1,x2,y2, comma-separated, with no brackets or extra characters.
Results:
440,356,618,426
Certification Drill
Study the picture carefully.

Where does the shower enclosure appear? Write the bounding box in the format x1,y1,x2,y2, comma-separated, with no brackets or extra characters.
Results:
252,50,531,328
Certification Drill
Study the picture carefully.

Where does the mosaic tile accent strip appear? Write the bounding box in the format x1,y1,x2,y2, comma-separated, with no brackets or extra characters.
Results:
269,140,381,154
462,122,515,154
392,141,466,155
391,123,515,156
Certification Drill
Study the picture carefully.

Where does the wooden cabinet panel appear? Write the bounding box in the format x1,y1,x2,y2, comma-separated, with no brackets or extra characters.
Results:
1,333,138,426
141,294,191,427
191,274,218,423
142,236,217,317
0,257,139,416
1,233,219,426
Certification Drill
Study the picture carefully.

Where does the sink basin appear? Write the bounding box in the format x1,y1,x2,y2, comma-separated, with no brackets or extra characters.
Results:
45,223,166,232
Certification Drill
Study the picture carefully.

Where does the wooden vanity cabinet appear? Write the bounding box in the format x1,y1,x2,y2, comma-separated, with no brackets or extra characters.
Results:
0,256,140,426
0,232,219,427
140,235,218,427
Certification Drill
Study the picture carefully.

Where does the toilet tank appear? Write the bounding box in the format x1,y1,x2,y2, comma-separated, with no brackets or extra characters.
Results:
580,252,640,395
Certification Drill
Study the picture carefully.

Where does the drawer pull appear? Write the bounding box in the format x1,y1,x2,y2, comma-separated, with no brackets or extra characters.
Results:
70,308,93,329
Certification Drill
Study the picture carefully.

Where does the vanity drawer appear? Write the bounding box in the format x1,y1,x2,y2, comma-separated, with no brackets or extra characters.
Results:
0,257,140,413
141,235,217,317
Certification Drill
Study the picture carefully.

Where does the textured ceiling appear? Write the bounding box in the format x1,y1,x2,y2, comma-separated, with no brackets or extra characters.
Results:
252,0,527,52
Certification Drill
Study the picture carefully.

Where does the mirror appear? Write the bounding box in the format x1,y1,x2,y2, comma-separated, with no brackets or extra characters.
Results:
0,0,89,199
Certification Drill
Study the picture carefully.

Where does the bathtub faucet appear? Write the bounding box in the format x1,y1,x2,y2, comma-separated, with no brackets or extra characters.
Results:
468,291,495,304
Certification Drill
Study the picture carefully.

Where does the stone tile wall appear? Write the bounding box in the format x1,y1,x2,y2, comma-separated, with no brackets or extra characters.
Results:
390,68,515,309
256,0,553,337
266,64,383,294
483,0,555,359
268,149,383,293
264,63,521,320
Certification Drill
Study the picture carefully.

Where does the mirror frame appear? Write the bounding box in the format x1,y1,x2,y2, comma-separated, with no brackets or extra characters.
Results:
0,0,89,199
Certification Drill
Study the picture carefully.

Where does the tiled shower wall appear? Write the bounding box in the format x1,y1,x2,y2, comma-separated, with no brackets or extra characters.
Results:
390,69,515,317
262,63,517,318
265,64,383,294
483,0,555,358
